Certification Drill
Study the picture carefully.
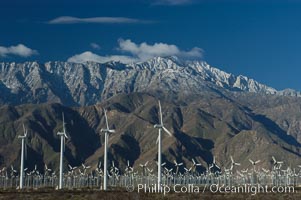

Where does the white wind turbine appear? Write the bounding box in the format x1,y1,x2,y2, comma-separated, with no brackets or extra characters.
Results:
139,161,149,176
82,163,91,174
173,160,183,175
154,100,172,186
57,113,68,189
249,159,260,171
100,109,115,191
18,124,28,189
209,156,221,173
230,156,240,171
272,156,283,169
125,160,133,175
191,158,202,173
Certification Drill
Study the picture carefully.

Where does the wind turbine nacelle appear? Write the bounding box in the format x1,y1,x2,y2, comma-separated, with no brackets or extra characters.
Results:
101,129,115,133
154,124,163,128
57,131,64,136
18,135,26,139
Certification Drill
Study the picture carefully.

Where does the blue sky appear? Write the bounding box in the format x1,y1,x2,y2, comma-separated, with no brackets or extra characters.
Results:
1,0,301,91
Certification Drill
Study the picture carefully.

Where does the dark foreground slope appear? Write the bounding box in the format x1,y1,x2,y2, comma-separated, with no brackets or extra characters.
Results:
0,188,300,200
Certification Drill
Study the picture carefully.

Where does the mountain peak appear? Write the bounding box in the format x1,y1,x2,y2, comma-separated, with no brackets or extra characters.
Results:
0,58,300,106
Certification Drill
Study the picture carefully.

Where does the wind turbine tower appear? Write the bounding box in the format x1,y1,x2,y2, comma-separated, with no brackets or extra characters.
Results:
18,124,27,189
154,100,172,187
100,109,115,191
57,113,68,189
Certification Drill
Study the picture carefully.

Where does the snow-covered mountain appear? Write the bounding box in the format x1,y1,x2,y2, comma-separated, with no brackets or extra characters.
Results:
0,56,300,105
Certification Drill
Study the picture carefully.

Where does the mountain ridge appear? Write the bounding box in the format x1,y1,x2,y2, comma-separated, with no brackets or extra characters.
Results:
1,56,300,106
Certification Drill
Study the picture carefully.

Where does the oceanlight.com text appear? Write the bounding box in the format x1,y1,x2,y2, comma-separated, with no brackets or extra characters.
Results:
132,184,296,195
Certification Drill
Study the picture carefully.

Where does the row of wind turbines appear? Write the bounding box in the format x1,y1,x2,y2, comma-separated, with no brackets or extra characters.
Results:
16,101,172,190
12,101,301,190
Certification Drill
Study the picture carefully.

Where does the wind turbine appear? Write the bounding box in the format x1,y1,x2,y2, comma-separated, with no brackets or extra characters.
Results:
173,160,183,175
191,158,202,173
44,164,52,174
96,161,103,176
125,160,133,175
184,166,192,174
249,159,260,171
139,161,149,176
68,164,77,175
262,168,270,173
209,156,221,173
272,156,283,169
100,109,115,191
18,124,27,189
57,113,68,189
154,100,172,186
230,156,240,171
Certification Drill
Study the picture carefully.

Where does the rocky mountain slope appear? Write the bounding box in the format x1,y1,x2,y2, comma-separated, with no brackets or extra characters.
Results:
1,57,300,106
1,92,301,173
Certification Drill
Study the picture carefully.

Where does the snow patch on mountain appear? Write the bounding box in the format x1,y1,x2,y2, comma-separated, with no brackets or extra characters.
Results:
0,57,299,106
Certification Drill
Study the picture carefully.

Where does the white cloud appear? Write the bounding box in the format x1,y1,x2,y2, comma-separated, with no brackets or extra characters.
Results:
67,51,137,64
67,39,203,64
48,16,150,24
118,39,203,60
0,44,38,57
90,43,101,50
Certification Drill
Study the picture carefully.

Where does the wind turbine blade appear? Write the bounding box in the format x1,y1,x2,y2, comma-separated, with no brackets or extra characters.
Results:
104,109,109,130
230,156,234,163
156,135,159,144
25,142,27,160
63,136,66,152
62,113,66,133
179,163,183,166
163,126,172,136
272,156,276,164
158,101,163,125
22,123,26,135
